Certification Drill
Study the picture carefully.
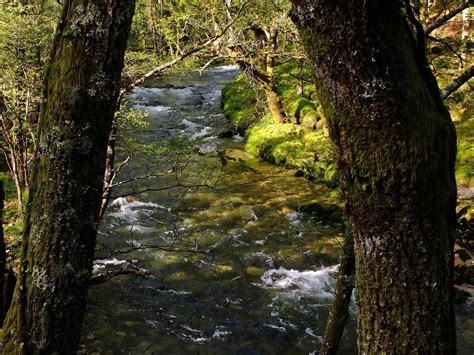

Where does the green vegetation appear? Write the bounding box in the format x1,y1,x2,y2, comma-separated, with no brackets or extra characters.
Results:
222,75,260,133
223,60,336,183
223,60,473,191
449,89,474,188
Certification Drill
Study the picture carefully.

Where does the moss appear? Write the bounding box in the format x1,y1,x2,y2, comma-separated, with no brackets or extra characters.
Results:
222,74,260,134
244,115,332,177
222,60,334,180
433,67,474,188
273,59,321,126
450,89,474,188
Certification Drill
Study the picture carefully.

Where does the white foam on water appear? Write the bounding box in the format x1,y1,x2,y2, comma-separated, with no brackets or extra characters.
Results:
261,265,338,302
133,104,171,115
180,325,202,334
127,225,155,234
110,197,167,224
129,87,166,102
209,89,222,102
170,87,193,98
159,289,192,296
212,327,231,339
179,326,209,344
191,126,213,139
208,65,239,73
232,134,245,142
92,258,127,273
263,324,287,333
305,328,323,341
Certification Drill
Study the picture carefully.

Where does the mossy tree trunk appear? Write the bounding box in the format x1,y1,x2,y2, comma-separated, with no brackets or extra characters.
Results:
291,0,457,353
0,0,136,353
228,21,288,124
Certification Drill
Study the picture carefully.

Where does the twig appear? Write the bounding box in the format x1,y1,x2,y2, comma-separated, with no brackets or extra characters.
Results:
90,269,151,286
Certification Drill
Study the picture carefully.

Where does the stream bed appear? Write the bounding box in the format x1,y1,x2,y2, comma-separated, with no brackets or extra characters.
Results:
80,66,473,354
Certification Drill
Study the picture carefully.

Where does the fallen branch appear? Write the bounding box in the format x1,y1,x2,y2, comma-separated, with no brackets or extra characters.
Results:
90,269,151,286
441,65,474,100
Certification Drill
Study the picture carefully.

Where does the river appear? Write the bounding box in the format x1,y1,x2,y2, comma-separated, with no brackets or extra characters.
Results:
80,66,473,354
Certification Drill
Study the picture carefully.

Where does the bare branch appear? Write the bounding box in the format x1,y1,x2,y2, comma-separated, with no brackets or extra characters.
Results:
90,269,151,286
440,65,474,100
427,35,464,67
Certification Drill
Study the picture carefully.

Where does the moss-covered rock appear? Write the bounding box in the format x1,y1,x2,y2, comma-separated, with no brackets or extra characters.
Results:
222,60,335,181
222,74,260,134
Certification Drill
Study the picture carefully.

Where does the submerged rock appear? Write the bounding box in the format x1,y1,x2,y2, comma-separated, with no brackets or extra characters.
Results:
298,203,343,225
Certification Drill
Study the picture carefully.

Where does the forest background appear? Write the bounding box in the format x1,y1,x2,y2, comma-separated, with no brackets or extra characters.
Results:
0,0,472,352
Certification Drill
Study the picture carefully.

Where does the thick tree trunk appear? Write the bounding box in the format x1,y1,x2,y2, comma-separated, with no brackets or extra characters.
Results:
292,1,457,353
0,0,136,353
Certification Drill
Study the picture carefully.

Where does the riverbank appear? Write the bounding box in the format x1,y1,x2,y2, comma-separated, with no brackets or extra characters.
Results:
222,61,338,186
222,61,474,196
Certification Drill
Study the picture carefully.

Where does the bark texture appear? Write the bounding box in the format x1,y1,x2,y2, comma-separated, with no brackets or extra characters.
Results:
0,0,136,353
320,229,355,355
0,181,5,324
291,1,457,353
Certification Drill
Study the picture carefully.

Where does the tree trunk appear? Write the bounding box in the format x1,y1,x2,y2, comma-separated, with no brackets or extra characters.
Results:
291,1,457,353
265,87,287,124
0,181,6,325
0,0,136,353
99,125,117,221
461,6,471,67
320,228,355,355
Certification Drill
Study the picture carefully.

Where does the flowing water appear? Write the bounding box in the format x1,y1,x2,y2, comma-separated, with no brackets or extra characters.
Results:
80,66,473,354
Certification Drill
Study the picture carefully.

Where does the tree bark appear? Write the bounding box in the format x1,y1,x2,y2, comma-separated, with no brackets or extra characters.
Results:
0,181,6,325
0,0,136,353
99,126,117,221
320,228,355,355
291,1,457,353
265,87,287,124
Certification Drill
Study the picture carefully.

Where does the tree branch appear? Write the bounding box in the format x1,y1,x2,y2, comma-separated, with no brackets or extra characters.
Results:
425,2,470,36
427,35,464,67
119,1,249,99
440,65,474,100
90,269,151,286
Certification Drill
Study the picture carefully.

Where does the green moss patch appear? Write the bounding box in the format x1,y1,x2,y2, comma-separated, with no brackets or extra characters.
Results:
222,74,260,134
222,60,334,181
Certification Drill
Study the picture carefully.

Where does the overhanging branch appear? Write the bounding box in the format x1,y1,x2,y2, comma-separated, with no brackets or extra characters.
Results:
440,65,474,100
425,2,470,36
119,1,249,99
